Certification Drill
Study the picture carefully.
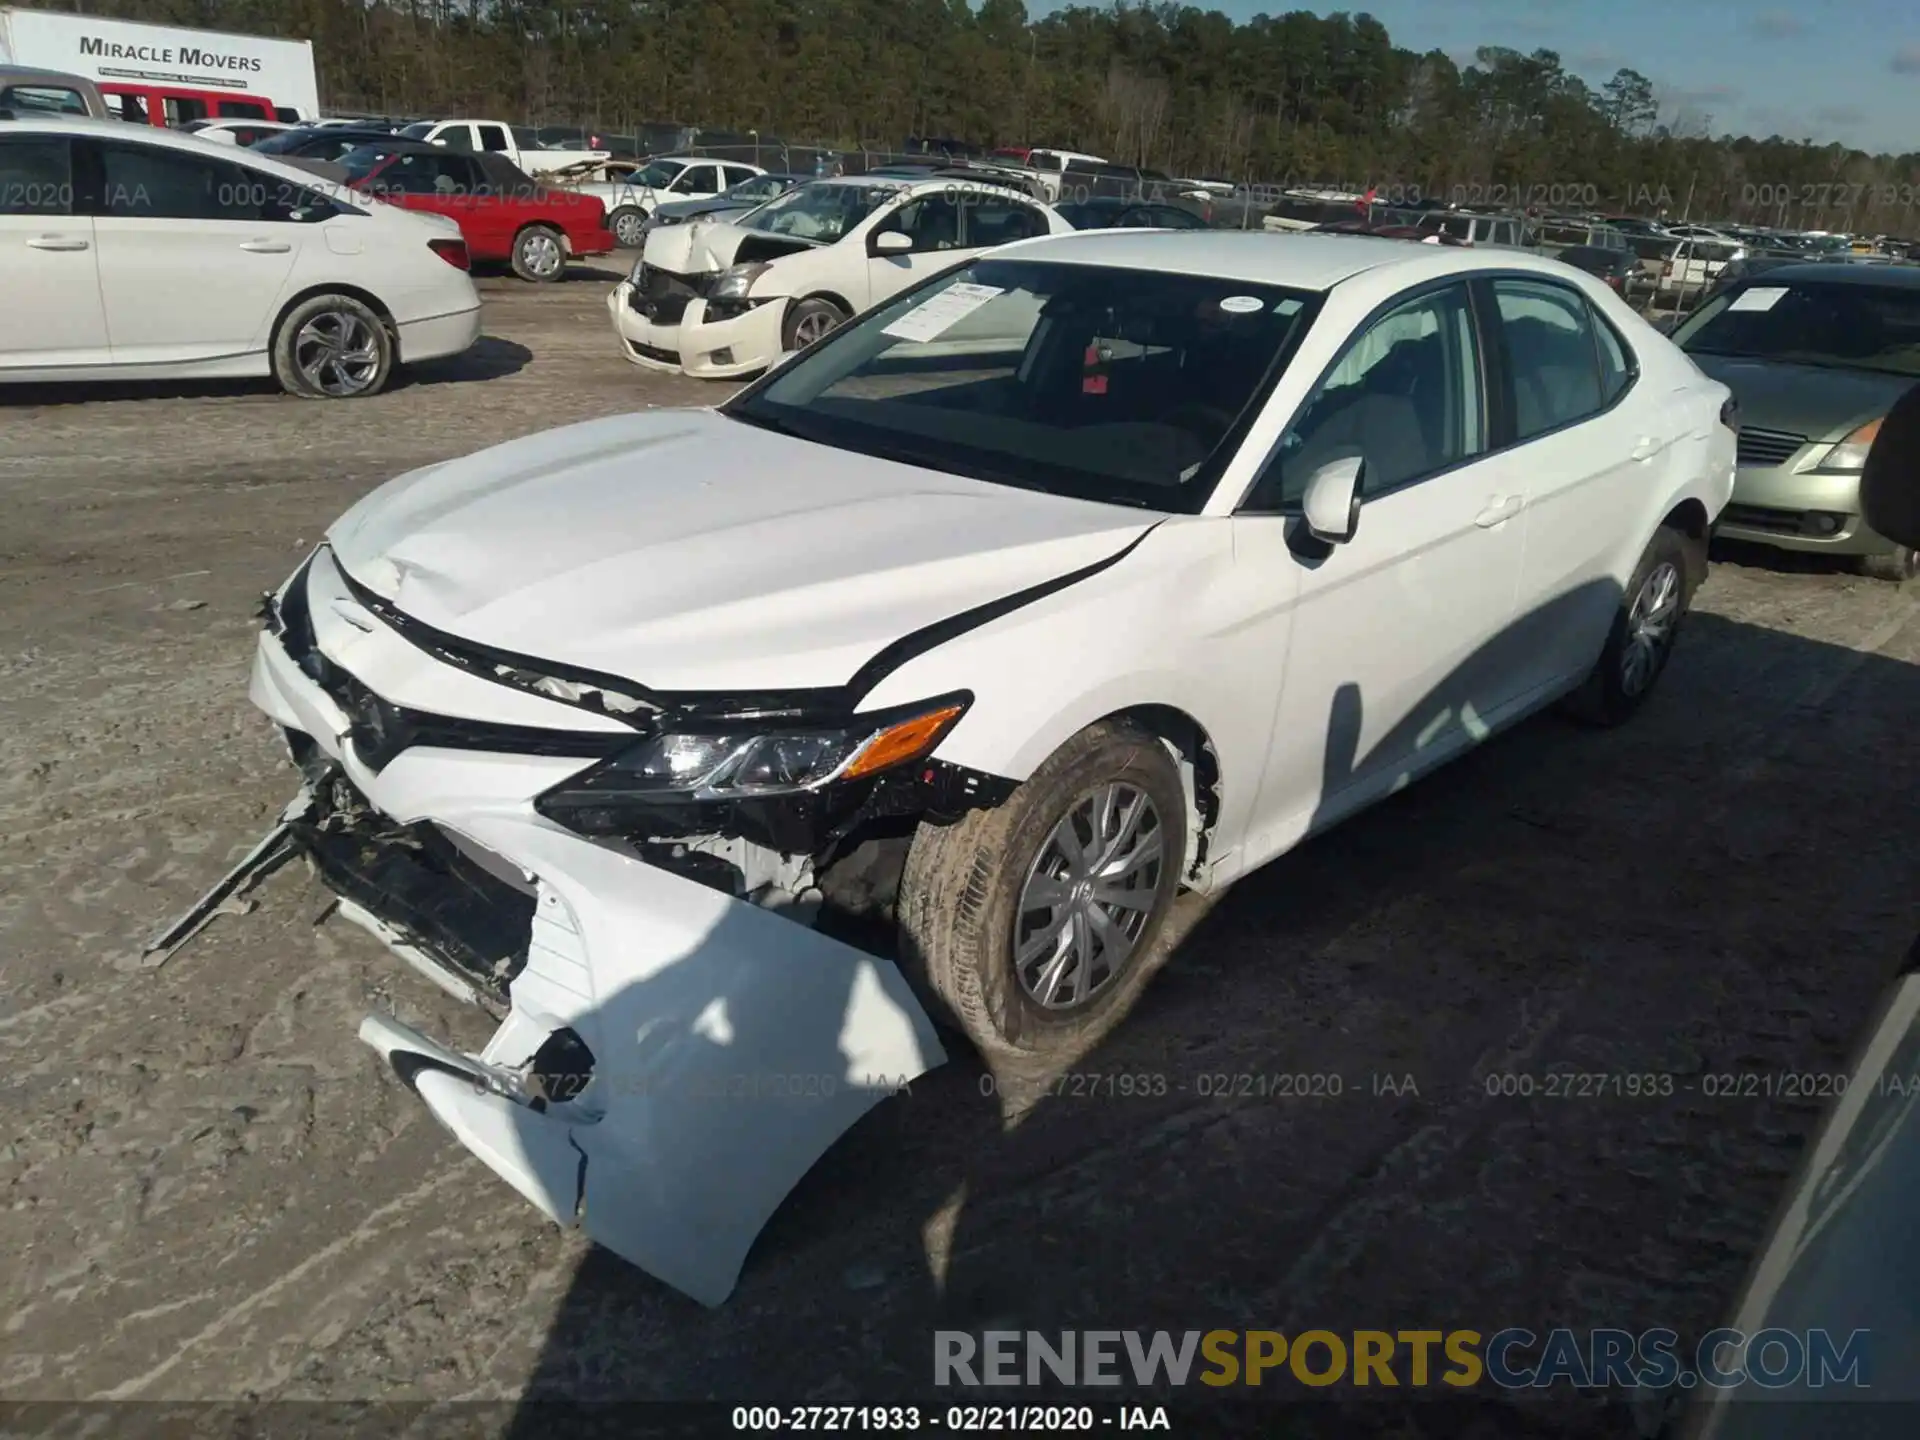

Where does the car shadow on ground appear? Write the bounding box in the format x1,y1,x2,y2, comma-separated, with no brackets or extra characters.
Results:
0,336,533,406
1709,536,1895,583
473,263,628,286
394,335,535,387
495,586,1918,1437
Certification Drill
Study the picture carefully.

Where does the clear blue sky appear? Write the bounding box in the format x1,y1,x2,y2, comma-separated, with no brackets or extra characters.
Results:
1031,0,1920,154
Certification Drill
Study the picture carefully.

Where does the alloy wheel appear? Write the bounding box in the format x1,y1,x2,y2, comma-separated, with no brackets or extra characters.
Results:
791,309,838,346
293,311,382,397
1621,560,1681,696
1010,783,1165,1010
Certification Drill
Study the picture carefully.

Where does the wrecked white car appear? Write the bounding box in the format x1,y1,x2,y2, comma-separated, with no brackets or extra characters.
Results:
164,231,1733,1305
609,173,1070,379
556,155,767,248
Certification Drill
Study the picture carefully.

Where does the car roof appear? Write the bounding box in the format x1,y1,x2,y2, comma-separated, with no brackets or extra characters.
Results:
995,229,1581,290
2,112,374,195
2,64,100,84
3,113,310,158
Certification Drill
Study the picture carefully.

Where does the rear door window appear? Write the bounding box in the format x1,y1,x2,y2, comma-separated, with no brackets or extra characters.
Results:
0,135,74,215
91,139,259,220
476,124,512,153
218,100,269,119
1491,278,1605,439
2,84,91,116
162,95,207,127
105,92,150,124
1591,306,1636,405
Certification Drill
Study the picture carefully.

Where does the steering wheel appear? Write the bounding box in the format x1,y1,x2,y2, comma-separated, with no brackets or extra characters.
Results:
1160,402,1236,447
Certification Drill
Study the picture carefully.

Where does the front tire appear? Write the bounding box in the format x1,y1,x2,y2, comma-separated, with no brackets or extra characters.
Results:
271,294,393,399
1859,546,1918,584
896,721,1187,1062
1561,525,1700,726
608,205,648,248
511,224,566,282
781,296,848,352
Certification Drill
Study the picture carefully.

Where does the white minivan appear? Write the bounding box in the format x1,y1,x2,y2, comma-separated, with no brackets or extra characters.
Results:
0,114,482,397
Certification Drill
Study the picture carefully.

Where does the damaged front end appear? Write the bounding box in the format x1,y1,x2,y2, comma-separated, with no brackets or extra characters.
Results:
154,546,993,1306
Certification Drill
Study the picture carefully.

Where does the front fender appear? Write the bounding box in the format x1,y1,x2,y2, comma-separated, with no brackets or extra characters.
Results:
859,517,1270,865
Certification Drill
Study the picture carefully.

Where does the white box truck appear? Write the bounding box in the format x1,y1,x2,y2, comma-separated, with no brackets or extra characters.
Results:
0,6,320,126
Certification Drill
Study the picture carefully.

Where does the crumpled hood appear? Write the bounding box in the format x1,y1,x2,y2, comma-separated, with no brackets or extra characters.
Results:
1690,355,1910,442
326,409,1156,694
642,217,749,274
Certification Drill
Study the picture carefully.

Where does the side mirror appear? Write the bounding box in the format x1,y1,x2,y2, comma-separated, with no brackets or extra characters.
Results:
871,229,913,256
1301,455,1363,544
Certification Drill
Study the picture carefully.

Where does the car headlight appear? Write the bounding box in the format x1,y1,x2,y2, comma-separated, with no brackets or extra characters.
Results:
535,695,968,811
1813,417,1882,472
711,261,771,301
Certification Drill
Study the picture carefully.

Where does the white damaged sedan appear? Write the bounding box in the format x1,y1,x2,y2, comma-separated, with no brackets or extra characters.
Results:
183,232,1735,1306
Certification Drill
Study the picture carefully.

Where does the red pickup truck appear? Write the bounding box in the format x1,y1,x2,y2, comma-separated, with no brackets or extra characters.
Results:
340,141,614,281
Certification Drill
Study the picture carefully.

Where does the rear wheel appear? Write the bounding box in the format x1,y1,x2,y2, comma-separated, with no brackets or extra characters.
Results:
781,296,848,352
271,294,393,399
1561,525,1700,726
511,225,566,282
896,721,1187,1062
1859,546,1918,583
608,206,647,248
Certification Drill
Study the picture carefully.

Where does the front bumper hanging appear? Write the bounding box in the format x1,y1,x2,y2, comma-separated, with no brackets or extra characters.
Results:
153,760,949,1307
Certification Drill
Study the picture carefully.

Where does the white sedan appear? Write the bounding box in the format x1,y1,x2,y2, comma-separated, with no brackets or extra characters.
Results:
182,231,1734,1306
607,173,1071,378
558,154,766,247
0,115,482,397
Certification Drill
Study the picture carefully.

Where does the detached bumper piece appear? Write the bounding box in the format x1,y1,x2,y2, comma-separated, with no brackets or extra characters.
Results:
278,777,945,1307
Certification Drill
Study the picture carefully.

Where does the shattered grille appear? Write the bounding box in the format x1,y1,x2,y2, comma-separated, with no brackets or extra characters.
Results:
294,770,534,1003
629,264,713,325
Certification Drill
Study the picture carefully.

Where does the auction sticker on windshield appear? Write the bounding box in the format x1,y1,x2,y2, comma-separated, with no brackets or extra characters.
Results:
1728,286,1788,312
883,283,1006,343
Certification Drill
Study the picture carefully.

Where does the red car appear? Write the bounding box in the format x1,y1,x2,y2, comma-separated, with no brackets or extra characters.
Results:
339,142,614,281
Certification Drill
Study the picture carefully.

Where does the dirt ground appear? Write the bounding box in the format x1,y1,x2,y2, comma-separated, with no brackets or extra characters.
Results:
2,260,1916,1433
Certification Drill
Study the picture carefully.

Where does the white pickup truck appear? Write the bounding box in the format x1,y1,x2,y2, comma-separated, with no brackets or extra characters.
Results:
396,118,609,176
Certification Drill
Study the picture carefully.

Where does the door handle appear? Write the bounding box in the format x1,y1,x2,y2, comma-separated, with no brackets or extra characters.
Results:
25,235,89,251
1474,495,1523,528
1631,435,1664,461
239,239,292,253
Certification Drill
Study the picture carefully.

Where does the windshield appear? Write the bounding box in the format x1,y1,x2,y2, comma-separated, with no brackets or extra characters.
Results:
730,175,788,201
399,122,433,139
625,159,687,187
251,128,316,154
744,181,903,242
721,257,1321,512
1674,281,1920,376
